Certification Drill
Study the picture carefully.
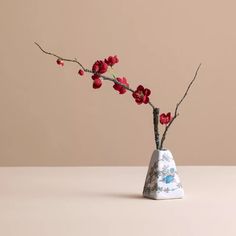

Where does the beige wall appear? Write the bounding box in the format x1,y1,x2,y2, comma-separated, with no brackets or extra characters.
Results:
0,0,235,166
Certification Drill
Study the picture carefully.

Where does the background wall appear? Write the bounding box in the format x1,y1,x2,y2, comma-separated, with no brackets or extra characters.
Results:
0,0,235,166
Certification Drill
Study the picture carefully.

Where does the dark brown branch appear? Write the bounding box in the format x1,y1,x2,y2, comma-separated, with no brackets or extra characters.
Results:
35,42,155,110
153,108,160,149
159,63,202,149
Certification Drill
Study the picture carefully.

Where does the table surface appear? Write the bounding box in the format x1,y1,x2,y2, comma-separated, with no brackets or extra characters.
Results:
0,166,235,236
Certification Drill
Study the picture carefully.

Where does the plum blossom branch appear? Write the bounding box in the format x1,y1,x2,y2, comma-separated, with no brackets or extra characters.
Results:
159,63,202,150
34,42,156,110
35,42,201,151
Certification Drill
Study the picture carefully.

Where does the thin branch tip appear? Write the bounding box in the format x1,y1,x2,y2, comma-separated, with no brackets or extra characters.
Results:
159,63,201,149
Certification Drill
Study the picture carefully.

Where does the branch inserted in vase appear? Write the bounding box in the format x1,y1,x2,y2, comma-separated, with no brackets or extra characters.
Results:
35,42,201,151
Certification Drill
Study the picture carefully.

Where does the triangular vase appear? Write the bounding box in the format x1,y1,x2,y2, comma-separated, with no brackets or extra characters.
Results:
143,149,184,200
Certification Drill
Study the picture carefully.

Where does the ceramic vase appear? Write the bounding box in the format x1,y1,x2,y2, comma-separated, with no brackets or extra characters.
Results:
143,149,184,200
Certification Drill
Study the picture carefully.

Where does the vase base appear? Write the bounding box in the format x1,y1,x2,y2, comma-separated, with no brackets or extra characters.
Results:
143,188,184,200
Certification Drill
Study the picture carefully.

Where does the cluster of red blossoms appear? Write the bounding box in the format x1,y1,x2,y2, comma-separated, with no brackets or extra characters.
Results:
90,57,152,105
91,56,119,89
56,56,151,105
56,56,171,125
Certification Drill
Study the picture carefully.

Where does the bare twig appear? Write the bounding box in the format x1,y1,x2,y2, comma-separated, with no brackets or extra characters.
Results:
35,42,155,110
159,63,202,149
35,42,86,70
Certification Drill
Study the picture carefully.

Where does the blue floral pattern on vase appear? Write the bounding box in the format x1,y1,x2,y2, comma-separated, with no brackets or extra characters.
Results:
164,175,175,184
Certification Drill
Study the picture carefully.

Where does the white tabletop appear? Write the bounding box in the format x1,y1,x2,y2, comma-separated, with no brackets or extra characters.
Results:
0,167,235,236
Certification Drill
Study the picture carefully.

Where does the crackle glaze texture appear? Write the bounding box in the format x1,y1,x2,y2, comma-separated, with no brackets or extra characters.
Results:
143,149,184,200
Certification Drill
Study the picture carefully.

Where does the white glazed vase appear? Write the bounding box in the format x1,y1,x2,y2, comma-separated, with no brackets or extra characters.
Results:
143,149,184,200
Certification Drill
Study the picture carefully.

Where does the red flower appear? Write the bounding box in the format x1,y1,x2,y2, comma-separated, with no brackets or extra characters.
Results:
56,59,64,66
105,55,119,67
160,112,172,125
92,77,102,89
132,85,151,105
78,69,84,76
91,74,100,80
92,60,108,74
113,77,129,94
